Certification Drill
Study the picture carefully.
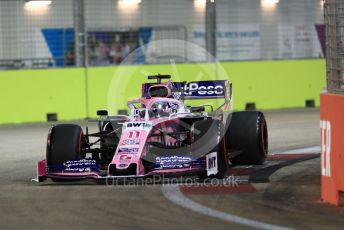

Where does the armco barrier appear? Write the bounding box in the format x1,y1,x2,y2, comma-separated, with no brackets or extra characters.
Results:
0,59,325,124
320,93,344,206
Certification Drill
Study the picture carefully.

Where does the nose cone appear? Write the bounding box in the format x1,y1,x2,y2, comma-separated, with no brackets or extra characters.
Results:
108,123,152,176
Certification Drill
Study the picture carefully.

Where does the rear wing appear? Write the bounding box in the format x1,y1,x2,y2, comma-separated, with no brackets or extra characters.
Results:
142,80,232,101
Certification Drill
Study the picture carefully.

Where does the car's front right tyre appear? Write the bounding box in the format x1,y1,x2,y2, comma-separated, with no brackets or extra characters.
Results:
46,124,84,182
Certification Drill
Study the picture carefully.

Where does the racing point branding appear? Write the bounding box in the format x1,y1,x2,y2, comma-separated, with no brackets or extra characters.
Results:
121,139,140,145
119,155,132,162
118,147,139,154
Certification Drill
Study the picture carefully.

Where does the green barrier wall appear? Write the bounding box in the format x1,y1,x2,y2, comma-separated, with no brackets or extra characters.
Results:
87,59,326,116
0,68,86,123
0,59,325,124
222,59,326,109
86,63,219,117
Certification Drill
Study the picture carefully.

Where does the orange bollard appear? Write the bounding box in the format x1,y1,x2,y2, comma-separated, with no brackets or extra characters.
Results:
320,93,344,206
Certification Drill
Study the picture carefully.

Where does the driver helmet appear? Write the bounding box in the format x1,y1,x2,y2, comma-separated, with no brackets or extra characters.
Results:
151,101,171,117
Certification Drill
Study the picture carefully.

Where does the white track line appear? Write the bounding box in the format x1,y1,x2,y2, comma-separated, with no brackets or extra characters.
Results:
161,146,321,230
281,146,320,154
161,185,293,230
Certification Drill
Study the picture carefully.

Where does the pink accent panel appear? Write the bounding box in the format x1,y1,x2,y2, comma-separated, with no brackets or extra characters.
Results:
37,160,46,177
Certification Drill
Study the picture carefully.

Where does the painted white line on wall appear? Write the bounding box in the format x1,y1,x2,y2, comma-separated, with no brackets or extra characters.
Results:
282,146,320,154
161,185,293,230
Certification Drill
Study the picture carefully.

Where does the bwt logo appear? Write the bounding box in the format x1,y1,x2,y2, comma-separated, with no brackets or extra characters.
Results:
125,122,152,131
320,120,331,177
127,123,143,128
183,83,224,96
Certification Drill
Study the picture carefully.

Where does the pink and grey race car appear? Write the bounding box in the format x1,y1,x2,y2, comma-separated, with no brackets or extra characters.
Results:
34,75,268,182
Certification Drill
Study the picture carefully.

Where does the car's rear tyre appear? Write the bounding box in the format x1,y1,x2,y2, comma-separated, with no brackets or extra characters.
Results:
191,119,228,179
225,111,268,165
46,124,84,168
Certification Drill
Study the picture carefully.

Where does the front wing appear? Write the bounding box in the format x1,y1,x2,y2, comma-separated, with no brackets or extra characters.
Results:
33,159,209,182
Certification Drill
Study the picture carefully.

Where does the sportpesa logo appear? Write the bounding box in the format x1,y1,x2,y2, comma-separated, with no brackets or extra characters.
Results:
174,81,226,98
183,83,224,96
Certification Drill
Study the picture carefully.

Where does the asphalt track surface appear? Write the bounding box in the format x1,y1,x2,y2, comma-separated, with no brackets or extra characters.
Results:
0,108,343,230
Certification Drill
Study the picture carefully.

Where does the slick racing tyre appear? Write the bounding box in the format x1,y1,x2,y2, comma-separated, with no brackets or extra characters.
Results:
191,119,228,179
225,111,268,165
46,124,84,167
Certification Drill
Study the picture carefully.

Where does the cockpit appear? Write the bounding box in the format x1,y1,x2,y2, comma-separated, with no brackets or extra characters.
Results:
150,101,179,118
128,98,186,120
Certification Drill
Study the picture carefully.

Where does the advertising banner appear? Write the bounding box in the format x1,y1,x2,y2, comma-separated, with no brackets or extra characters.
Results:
192,24,261,61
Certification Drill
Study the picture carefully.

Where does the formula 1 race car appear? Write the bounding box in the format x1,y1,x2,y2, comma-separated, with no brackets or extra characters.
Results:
34,74,268,182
